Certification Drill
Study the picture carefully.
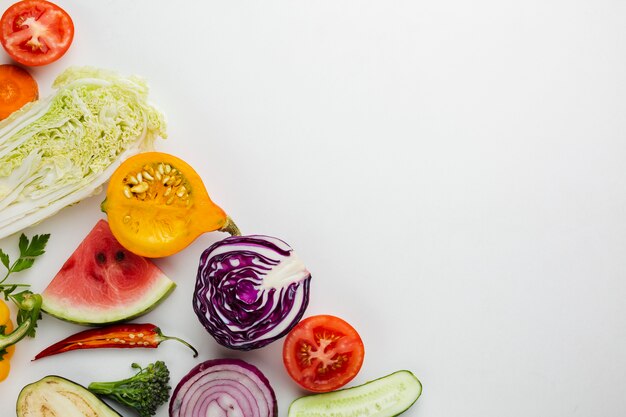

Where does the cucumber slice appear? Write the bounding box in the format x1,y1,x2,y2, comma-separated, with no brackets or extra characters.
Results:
288,370,422,417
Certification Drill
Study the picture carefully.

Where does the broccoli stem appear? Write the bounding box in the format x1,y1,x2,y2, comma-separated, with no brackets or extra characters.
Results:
88,361,171,417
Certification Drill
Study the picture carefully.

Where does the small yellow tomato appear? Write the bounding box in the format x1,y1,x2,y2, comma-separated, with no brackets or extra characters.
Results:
0,358,10,382
0,299,14,380
0,300,9,326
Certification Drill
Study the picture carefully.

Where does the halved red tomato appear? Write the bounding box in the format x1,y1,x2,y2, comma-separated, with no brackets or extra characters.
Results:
283,314,365,392
0,0,74,66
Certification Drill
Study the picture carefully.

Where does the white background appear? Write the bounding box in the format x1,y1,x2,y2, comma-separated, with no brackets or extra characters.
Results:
1,0,625,416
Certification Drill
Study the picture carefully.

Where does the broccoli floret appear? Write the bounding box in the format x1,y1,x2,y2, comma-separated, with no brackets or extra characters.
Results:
88,361,171,417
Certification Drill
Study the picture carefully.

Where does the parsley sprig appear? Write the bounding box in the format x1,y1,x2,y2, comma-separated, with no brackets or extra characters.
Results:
0,233,49,353
0,233,50,300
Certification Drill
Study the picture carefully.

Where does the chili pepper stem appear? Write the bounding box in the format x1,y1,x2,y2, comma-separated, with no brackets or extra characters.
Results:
219,216,241,236
157,329,198,357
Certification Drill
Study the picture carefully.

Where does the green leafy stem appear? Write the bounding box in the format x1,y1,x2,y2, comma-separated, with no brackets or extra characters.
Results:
0,233,50,290
0,233,49,359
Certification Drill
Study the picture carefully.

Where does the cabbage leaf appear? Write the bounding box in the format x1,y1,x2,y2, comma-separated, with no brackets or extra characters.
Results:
0,67,166,239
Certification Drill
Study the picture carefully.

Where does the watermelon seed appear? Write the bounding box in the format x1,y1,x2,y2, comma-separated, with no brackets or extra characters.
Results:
95,252,106,265
115,251,125,262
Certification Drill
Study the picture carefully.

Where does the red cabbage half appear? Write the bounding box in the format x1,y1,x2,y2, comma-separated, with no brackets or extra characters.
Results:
193,235,311,350
169,358,278,417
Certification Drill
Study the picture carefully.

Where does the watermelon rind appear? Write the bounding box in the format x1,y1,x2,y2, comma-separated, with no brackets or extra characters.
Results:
40,219,178,326
42,278,176,325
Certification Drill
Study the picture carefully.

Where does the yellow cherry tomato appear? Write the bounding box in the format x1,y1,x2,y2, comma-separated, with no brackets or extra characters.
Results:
0,300,9,325
0,299,14,381
0,358,10,382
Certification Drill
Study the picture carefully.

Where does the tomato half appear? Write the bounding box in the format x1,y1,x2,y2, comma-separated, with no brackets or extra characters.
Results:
0,0,74,66
283,315,365,392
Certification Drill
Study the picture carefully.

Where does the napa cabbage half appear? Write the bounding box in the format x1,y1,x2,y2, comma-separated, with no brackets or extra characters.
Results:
0,67,166,239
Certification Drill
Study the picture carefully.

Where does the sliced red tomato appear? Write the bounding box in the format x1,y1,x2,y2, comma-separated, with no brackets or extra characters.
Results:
0,0,74,66
283,314,365,392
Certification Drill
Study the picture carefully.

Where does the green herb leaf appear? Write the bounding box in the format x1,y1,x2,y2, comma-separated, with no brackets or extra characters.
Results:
19,234,50,258
12,258,35,273
18,234,28,258
0,250,9,270
0,234,48,340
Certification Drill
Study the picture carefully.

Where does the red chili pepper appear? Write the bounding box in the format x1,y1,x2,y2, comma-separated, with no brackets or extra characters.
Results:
33,323,198,360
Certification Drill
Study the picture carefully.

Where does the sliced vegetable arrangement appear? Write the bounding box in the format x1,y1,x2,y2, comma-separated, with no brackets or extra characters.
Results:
0,67,165,240
194,235,311,350
102,152,240,258
42,220,175,325
170,358,278,417
0,4,422,413
34,323,198,360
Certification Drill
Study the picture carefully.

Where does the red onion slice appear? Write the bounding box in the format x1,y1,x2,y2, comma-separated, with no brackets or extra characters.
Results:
169,358,278,417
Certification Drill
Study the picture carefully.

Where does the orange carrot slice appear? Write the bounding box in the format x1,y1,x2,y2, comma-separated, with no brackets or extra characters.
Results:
0,64,38,120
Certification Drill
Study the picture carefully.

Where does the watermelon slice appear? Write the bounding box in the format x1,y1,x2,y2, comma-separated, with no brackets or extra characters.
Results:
42,219,176,325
